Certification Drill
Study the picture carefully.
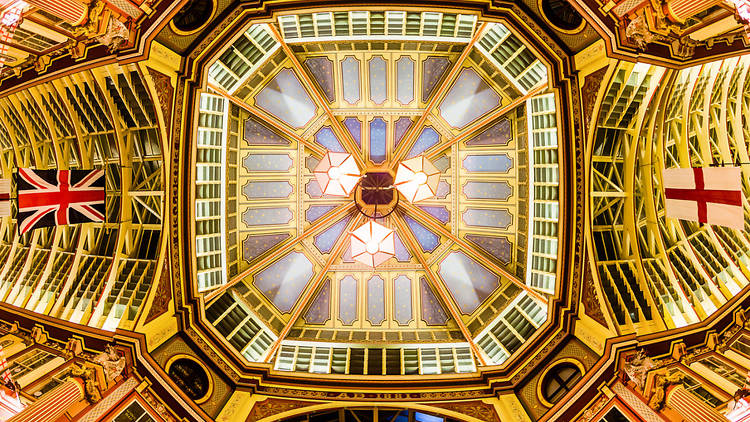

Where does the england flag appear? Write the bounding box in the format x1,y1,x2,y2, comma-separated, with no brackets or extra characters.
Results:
663,167,744,230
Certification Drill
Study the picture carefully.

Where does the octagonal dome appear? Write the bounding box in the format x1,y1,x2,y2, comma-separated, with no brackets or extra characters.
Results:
191,10,563,377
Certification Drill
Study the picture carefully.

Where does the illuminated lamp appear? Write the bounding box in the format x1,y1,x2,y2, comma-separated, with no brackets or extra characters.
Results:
313,152,361,197
350,220,395,267
394,156,440,203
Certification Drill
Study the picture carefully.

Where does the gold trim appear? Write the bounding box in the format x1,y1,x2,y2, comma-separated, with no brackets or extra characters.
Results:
169,0,217,36
536,358,586,408
165,354,214,404
536,0,586,35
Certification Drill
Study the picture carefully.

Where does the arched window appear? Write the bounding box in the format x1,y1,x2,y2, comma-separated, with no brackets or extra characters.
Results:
542,362,583,404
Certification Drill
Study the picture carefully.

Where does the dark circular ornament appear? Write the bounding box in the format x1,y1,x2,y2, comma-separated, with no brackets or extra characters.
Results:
172,0,214,34
167,357,210,401
540,0,585,33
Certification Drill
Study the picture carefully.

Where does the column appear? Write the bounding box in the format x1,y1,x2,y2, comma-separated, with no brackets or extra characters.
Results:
7,378,84,422
665,385,727,422
664,0,723,23
25,0,89,26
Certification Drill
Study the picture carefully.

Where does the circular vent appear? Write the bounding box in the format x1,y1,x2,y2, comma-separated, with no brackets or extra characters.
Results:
540,0,585,33
172,0,214,34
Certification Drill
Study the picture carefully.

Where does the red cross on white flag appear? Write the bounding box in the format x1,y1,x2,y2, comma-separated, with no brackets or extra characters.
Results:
663,167,744,230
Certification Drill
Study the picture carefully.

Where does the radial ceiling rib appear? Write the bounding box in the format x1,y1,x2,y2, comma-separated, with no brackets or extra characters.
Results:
267,24,366,169
391,212,487,366
401,201,549,305
424,83,548,160
390,22,488,166
205,83,328,157
204,202,356,303
264,213,367,363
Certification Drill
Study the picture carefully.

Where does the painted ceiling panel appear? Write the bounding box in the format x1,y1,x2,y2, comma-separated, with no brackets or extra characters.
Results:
438,251,501,314
439,67,501,128
253,251,314,313
255,68,317,128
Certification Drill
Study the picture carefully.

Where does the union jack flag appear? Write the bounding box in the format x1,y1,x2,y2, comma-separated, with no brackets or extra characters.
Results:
16,169,106,235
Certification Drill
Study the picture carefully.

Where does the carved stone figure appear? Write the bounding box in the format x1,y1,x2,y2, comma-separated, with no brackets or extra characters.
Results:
626,15,657,50
623,350,654,389
96,17,129,52
94,344,126,384
71,364,102,404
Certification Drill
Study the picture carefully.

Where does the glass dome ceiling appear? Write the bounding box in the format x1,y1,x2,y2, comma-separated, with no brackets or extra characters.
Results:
192,10,562,377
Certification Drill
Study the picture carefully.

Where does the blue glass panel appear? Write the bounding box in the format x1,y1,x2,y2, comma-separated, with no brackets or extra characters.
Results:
304,57,335,102
305,205,337,223
242,181,293,199
403,215,439,252
406,127,440,158
397,56,415,105
462,154,513,173
466,118,511,146
393,275,412,325
313,215,351,253
339,275,358,325
421,56,451,102
463,181,512,200
304,278,330,324
243,153,293,172
415,412,444,422
420,277,448,325
241,207,292,227
253,251,314,312
243,233,290,262
393,117,412,149
465,234,512,264
393,233,411,262
417,205,450,223
369,56,387,104
438,251,500,313
462,208,512,229
435,180,450,199
343,117,362,147
367,276,385,325
255,68,317,128
243,117,289,145
315,126,346,152
305,179,323,198
341,56,361,104
369,117,387,164
433,155,451,172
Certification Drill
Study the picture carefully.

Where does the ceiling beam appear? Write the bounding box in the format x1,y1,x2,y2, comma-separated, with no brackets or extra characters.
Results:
390,22,488,166
391,212,487,366
401,201,549,305
264,213,367,363
204,202,355,303
267,24,366,170
205,83,328,157
424,83,548,160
